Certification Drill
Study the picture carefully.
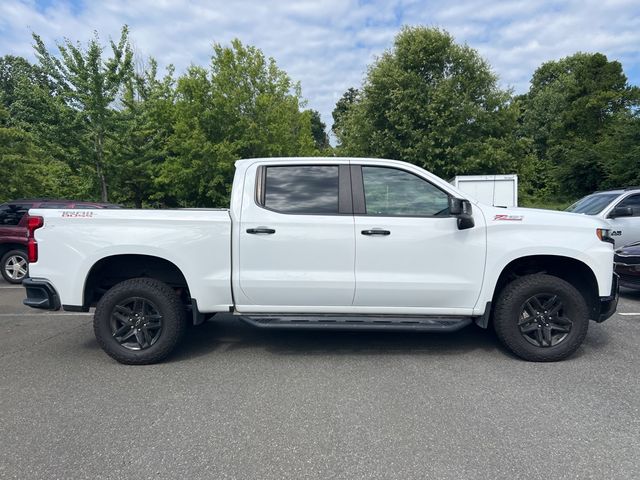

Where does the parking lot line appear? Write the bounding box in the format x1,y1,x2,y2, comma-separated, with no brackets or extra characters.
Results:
618,312,640,316
0,286,24,289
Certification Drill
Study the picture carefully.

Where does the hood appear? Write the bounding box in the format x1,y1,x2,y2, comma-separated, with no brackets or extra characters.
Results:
477,204,609,229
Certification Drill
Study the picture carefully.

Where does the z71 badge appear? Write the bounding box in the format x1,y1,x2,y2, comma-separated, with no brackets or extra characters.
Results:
494,214,524,221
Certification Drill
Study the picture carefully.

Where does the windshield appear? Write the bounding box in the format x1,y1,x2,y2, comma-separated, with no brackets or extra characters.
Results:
565,193,619,215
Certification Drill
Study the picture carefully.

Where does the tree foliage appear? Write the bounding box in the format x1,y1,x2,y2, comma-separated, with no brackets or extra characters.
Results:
1,25,639,209
519,52,640,198
334,27,524,181
32,26,134,201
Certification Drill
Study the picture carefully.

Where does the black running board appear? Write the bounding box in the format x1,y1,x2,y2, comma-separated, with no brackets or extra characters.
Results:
238,314,473,332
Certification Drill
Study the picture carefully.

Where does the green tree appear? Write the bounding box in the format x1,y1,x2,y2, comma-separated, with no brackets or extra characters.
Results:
158,39,315,207
334,27,521,180
331,87,359,138
32,26,134,201
111,60,176,207
308,109,330,150
520,52,640,197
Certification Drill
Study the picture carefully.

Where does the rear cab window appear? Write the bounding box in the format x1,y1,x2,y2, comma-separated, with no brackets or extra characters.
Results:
258,165,341,215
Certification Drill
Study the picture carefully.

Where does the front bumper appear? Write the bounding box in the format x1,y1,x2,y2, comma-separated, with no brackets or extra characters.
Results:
22,278,61,311
597,274,619,323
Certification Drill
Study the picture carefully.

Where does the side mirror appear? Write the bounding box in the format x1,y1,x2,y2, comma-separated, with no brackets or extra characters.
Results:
449,197,475,230
609,206,633,219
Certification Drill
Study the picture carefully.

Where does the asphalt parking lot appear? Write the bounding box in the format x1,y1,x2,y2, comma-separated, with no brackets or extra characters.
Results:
1,278,639,480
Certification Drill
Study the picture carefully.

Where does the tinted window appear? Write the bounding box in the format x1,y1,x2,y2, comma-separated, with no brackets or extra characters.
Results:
263,166,339,214
362,167,449,216
565,193,619,215
616,194,640,216
41,203,67,209
75,205,99,209
0,204,32,226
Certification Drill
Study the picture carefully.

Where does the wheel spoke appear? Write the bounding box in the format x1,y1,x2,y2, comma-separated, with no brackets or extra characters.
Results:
115,304,133,316
142,326,153,345
146,321,161,330
549,322,571,333
529,297,544,313
113,324,133,337
521,323,539,334
116,329,136,343
541,325,553,346
133,298,144,316
113,311,132,325
134,329,146,348
523,301,538,317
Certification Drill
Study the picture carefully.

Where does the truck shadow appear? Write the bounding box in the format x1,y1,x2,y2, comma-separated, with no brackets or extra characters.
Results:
170,315,506,362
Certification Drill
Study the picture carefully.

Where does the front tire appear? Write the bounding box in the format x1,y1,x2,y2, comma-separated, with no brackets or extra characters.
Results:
493,274,589,362
94,278,187,364
1,250,28,284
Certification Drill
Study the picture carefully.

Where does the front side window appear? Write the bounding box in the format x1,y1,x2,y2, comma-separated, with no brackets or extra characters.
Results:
263,165,339,214
0,204,32,226
615,194,640,216
362,167,449,216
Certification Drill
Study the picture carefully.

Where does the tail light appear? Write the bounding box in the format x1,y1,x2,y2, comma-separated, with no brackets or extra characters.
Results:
27,216,44,262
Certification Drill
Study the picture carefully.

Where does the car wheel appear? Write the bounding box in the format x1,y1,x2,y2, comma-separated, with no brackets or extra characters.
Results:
94,278,187,365
493,274,589,362
1,250,28,284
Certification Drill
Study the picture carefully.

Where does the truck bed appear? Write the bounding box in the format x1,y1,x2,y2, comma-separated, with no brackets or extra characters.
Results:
28,208,233,312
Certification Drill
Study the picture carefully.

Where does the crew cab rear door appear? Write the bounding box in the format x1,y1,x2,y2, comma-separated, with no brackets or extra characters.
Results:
351,164,486,313
235,161,355,310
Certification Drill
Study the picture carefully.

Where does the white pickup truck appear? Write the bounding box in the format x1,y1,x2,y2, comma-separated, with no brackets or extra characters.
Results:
23,157,618,364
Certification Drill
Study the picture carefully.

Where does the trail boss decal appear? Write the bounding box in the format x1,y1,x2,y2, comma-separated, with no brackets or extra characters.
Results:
494,214,524,221
61,211,95,218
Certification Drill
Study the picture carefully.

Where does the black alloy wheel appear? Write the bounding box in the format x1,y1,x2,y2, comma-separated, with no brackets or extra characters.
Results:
110,297,163,350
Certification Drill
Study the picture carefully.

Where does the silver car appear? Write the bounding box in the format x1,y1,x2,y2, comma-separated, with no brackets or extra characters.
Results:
566,187,640,247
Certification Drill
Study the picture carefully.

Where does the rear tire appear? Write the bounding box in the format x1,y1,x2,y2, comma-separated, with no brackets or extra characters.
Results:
94,278,187,365
493,274,589,362
1,250,28,284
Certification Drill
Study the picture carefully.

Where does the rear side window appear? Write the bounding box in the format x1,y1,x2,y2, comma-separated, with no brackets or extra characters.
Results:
0,204,32,226
262,166,339,214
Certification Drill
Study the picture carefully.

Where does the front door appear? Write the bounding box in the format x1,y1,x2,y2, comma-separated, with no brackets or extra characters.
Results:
236,163,355,311
352,165,486,314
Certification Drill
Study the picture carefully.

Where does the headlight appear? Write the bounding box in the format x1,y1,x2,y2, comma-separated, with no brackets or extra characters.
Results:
596,228,614,244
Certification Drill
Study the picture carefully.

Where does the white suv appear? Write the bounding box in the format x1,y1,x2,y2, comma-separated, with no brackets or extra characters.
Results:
566,188,640,248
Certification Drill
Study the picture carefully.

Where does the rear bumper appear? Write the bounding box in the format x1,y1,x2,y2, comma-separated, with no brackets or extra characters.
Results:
597,274,619,323
22,278,61,311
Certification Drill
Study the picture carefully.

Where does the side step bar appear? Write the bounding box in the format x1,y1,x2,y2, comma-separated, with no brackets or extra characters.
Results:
239,314,473,332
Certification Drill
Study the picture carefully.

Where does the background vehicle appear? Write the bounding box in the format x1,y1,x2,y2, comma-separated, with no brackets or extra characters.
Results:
0,199,120,283
566,187,640,247
615,242,640,289
22,158,618,364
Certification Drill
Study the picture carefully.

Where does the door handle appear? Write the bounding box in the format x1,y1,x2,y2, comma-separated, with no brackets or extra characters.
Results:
361,229,391,236
246,227,276,234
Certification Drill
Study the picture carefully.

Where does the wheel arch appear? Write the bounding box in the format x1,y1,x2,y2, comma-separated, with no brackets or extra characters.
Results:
490,255,600,323
0,243,27,258
82,254,191,309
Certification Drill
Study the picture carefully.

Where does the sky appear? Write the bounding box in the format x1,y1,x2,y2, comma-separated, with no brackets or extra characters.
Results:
1,0,639,133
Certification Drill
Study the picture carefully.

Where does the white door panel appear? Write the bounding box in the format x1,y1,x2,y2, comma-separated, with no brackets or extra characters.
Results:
354,216,486,308
236,163,355,308
352,165,486,310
